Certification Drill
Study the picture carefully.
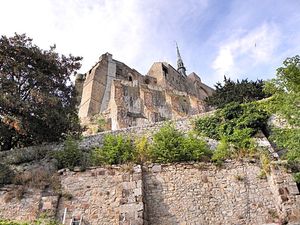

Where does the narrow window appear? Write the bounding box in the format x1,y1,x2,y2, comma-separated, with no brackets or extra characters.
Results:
162,65,168,78
129,97,133,107
128,76,133,81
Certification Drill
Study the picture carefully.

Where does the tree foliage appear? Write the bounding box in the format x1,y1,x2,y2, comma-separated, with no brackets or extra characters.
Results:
205,76,269,108
0,33,82,150
264,55,300,168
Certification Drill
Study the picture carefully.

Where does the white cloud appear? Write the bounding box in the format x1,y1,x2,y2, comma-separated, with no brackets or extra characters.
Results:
0,0,208,76
212,23,280,79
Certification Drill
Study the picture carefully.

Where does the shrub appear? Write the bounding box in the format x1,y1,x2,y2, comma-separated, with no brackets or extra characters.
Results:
13,169,60,192
181,132,212,161
151,123,211,163
150,123,184,163
212,138,231,163
194,115,221,139
260,150,271,174
54,136,86,170
293,172,300,183
91,134,134,165
194,102,269,156
134,136,151,163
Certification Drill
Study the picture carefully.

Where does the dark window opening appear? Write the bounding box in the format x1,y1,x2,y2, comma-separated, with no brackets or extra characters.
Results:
297,183,300,194
145,78,150,84
129,97,133,107
162,66,168,78
128,76,133,81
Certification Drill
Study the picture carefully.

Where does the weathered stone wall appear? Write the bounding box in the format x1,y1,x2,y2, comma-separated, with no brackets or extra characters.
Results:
144,162,278,225
0,186,41,221
77,53,214,130
56,165,144,225
1,161,299,224
1,114,300,224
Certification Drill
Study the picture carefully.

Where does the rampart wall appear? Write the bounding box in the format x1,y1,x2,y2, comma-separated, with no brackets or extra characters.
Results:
0,114,299,224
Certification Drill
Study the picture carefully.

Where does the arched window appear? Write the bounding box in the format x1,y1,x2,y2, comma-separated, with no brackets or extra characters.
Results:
128,76,133,81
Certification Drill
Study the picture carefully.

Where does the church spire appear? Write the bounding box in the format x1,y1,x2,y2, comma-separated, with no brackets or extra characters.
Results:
176,42,187,77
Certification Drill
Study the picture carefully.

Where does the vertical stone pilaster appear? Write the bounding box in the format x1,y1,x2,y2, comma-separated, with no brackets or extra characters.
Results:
118,165,144,225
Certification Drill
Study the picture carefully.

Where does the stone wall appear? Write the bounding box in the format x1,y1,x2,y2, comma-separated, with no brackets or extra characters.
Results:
1,161,299,224
1,114,300,224
56,165,144,225
144,162,278,225
0,186,41,221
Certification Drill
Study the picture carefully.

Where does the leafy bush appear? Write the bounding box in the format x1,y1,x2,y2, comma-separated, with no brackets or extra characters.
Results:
194,102,269,155
0,163,15,186
212,138,231,163
150,123,184,163
150,123,211,163
91,134,134,165
194,115,221,139
194,101,269,161
269,128,300,165
181,132,212,161
54,137,86,170
293,172,300,183
134,136,151,163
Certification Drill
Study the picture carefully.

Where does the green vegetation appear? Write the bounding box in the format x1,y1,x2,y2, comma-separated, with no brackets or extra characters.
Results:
54,136,87,170
0,220,28,225
0,218,61,225
205,76,269,108
90,123,211,165
91,134,134,165
0,33,82,151
134,136,151,163
211,138,231,163
150,123,211,163
195,102,269,141
194,101,270,162
263,55,300,175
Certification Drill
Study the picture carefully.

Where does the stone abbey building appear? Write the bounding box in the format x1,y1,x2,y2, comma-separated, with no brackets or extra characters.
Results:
75,47,214,130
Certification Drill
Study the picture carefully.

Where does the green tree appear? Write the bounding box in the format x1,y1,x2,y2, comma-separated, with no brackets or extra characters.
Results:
0,33,82,150
264,55,300,126
205,76,269,108
264,55,300,167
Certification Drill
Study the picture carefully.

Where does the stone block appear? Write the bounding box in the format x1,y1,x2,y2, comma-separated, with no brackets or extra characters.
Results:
152,164,162,173
42,201,52,210
133,165,142,173
122,174,131,182
288,184,300,195
122,182,136,190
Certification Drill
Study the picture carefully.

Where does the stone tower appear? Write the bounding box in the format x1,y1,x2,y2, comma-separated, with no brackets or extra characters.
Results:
176,43,187,77
76,52,214,130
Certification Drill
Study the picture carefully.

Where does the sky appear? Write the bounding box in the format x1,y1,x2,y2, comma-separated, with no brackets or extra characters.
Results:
0,0,299,87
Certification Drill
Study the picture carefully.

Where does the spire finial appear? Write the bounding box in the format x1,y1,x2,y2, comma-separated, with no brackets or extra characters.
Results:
176,42,181,59
175,42,186,77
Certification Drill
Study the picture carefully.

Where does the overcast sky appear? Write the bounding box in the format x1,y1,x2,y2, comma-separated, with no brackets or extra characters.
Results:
1,0,299,86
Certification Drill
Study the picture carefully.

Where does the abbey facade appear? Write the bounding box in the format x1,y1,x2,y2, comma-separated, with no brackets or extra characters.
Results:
75,47,214,130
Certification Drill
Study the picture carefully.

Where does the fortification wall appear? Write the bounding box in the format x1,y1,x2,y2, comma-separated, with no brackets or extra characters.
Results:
144,162,277,225
0,114,299,224
1,162,299,224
